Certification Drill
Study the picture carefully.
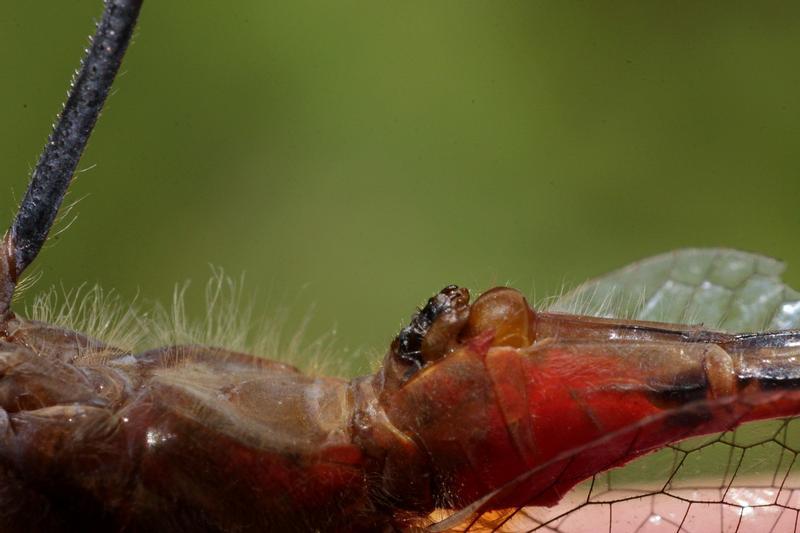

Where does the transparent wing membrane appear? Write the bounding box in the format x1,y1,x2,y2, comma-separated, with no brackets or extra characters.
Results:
466,417,800,532
549,249,800,332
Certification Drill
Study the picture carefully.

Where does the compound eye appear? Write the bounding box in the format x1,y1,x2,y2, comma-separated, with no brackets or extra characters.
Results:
392,285,470,375
464,287,536,348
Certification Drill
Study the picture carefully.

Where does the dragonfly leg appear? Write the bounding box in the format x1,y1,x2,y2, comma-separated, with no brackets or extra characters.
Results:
0,0,143,317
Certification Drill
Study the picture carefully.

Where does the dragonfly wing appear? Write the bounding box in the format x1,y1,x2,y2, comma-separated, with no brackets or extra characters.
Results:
547,248,800,332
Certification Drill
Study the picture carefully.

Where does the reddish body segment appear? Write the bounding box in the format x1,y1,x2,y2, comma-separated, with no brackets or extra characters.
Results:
1,287,800,531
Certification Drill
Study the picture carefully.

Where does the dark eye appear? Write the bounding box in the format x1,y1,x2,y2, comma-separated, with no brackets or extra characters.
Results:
392,285,471,377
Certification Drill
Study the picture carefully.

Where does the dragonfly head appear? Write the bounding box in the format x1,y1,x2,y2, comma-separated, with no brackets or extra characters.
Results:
385,285,470,384
380,285,538,392
372,286,540,511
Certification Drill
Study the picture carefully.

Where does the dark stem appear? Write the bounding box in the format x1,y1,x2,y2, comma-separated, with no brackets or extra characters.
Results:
0,0,143,316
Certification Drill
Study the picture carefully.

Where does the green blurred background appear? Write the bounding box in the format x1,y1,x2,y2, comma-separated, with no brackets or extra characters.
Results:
2,2,800,375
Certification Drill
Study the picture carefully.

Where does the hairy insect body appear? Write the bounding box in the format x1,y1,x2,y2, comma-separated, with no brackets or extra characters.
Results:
3,287,800,531
0,318,372,531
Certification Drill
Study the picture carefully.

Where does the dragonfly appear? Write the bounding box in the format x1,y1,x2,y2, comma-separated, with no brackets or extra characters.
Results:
3,1,800,531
